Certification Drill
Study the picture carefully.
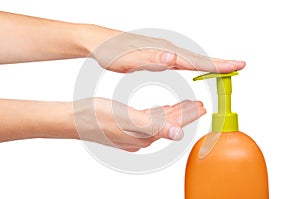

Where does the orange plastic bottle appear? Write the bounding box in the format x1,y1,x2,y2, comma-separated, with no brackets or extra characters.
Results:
185,72,269,199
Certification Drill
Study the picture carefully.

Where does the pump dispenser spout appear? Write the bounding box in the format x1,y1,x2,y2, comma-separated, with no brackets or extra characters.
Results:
193,71,238,132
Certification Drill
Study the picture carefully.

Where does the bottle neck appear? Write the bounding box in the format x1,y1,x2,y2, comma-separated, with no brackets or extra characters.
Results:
218,94,231,114
212,77,239,132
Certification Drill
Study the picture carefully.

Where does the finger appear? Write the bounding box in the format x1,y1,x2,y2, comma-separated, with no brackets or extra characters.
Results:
123,101,205,141
143,105,173,114
124,106,184,141
154,101,206,139
170,101,207,126
144,101,205,140
171,100,203,110
173,47,246,73
148,100,201,117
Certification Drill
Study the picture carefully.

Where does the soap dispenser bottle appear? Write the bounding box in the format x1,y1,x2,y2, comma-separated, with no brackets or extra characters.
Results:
185,71,269,199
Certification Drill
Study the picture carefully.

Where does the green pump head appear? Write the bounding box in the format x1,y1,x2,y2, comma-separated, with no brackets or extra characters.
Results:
193,71,239,132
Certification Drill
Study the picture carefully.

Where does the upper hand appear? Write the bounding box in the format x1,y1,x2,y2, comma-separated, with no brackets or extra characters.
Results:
91,32,246,73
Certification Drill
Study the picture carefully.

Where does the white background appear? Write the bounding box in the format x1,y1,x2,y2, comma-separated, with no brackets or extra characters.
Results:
0,0,299,198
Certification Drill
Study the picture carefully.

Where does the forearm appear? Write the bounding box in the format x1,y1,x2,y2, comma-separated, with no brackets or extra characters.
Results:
0,11,121,64
0,99,77,142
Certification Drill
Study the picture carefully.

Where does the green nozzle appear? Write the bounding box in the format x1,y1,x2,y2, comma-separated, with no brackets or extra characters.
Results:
193,71,238,132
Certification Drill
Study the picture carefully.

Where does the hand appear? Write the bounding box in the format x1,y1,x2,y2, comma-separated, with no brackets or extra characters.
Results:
0,11,245,74
0,98,205,152
89,31,246,73
73,98,206,152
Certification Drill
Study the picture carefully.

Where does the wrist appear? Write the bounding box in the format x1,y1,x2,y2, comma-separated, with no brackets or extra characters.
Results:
73,23,122,57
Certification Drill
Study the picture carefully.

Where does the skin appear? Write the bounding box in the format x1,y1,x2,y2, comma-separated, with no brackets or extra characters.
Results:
0,11,245,152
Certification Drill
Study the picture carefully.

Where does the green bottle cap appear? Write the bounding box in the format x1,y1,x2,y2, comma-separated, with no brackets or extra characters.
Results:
193,71,239,132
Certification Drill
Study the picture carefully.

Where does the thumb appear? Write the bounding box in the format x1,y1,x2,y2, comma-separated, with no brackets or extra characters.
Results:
147,51,176,69
147,121,185,141
129,51,177,72
160,52,177,66
143,106,184,141
165,126,185,141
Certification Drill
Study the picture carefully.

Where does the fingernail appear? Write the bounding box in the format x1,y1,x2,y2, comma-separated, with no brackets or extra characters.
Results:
169,127,184,140
238,61,246,68
235,60,246,66
228,60,245,66
161,52,174,64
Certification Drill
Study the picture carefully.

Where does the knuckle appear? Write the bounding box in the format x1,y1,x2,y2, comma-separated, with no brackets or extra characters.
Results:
150,122,161,136
149,52,158,63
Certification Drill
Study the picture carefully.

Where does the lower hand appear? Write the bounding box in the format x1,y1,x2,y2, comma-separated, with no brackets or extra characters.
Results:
73,98,206,152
